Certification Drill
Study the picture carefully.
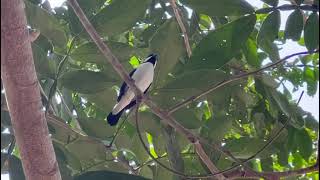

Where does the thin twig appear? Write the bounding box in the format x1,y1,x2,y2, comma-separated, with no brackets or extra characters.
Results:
169,0,192,58
106,109,134,148
45,36,77,114
168,50,319,114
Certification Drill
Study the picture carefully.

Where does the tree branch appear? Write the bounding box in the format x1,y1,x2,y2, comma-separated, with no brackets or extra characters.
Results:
168,50,319,114
194,140,227,180
169,0,192,58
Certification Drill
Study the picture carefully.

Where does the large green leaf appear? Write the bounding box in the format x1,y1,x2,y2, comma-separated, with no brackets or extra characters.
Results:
59,70,118,94
82,88,118,115
77,117,115,140
152,69,230,129
285,10,304,41
296,128,313,161
257,10,281,61
66,136,109,170
224,137,276,159
68,0,105,35
92,0,151,37
25,1,67,49
150,19,186,88
32,35,56,79
201,112,233,142
70,41,149,65
304,13,319,52
185,15,256,70
243,38,260,68
180,0,254,16
257,10,280,46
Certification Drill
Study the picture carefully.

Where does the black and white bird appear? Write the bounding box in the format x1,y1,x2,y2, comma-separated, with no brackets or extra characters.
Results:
107,54,158,126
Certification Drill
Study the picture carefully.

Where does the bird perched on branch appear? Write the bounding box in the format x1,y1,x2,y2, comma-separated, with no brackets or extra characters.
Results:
107,54,158,126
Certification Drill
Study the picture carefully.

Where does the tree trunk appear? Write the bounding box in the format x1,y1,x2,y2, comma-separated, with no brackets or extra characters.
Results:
1,0,62,179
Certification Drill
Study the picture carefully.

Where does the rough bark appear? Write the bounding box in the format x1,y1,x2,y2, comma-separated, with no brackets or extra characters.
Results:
1,0,62,179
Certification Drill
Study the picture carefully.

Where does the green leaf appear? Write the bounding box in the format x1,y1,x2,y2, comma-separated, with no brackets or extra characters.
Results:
68,0,105,36
224,137,276,159
1,133,12,149
32,41,56,79
59,70,118,94
66,136,109,169
257,10,281,47
71,41,149,66
77,117,115,139
150,19,186,88
304,13,319,52
92,0,151,37
265,87,304,128
243,38,260,68
180,0,254,16
296,129,313,161
75,170,149,179
25,1,67,49
199,14,213,30
82,88,118,115
285,10,304,41
261,0,279,6
186,15,256,70
201,112,233,142
8,155,26,180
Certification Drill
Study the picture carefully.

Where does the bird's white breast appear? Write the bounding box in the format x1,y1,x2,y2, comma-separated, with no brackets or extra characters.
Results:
112,63,154,114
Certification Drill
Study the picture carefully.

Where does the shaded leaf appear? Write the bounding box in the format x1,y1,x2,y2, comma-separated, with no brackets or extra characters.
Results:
68,0,105,36
180,0,254,16
224,137,276,159
59,70,118,94
257,10,281,47
77,117,115,140
150,19,186,88
1,133,12,149
71,41,149,66
296,129,313,161
92,0,151,37
25,1,67,49
186,15,256,70
304,13,319,52
243,38,260,68
285,10,304,41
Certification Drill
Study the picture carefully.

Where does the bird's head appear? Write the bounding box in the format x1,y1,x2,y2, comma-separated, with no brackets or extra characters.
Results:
145,54,158,68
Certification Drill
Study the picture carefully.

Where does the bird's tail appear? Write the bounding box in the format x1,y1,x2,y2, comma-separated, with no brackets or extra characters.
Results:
107,110,124,126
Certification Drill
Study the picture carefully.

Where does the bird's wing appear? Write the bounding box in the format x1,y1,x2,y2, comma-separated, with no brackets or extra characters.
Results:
117,69,136,102
144,83,152,94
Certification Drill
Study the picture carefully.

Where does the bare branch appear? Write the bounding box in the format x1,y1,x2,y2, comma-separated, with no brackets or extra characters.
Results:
169,0,192,58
